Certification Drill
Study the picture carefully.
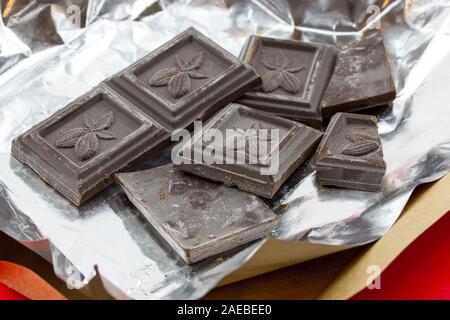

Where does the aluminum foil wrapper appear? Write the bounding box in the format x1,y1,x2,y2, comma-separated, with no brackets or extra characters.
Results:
1,0,450,299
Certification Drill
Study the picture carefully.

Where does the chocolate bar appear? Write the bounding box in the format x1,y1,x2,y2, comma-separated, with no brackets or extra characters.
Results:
175,104,323,199
11,27,260,206
115,165,279,264
321,36,396,119
316,113,386,192
106,27,260,131
238,36,336,128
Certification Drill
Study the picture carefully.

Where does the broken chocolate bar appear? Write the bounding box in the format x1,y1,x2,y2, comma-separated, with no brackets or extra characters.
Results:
321,36,396,119
115,165,279,264
316,112,386,192
106,27,261,131
12,27,260,206
11,85,169,205
238,35,336,128
175,103,323,199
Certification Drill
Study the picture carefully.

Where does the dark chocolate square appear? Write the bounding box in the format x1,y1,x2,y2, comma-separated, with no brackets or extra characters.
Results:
175,103,322,199
11,84,168,205
321,36,396,119
115,165,279,264
316,112,386,192
238,36,336,129
107,27,260,131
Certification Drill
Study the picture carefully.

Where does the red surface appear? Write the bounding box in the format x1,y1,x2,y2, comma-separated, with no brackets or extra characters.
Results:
1,212,449,300
352,211,450,300
0,261,66,300
0,282,28,300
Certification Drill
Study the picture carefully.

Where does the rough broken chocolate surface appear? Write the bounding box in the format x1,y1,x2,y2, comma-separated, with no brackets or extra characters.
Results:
115,165,279,264
238,36,336,128
321,36,396,119
11,27,260,206
316,112,386,192
175,103,323,199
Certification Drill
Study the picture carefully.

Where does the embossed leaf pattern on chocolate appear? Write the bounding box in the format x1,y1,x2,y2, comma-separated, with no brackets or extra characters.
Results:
56,127,89,148
261,70,280,92
261,51,304,94
348,131,379,143
225,123,273,151
150,52,208,98
75,132,99,161
278,71,302,94
56,111,117,161
221,123,274,167
342,129,381,157
168,72,190,98
149,68,180,86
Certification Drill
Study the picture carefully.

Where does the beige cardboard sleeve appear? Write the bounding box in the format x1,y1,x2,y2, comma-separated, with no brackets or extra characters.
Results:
219,239,349,287
216,174,450,298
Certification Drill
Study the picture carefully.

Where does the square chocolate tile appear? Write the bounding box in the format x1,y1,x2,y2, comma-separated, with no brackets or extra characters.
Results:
12,84,168,205
116,165,279,264
238,36,336,129
316,112,386,192
321,35,396,119
174,103,322,199
107,27,260,131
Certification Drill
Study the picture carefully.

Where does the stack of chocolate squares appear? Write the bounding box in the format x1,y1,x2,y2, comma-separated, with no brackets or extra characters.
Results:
12,28,395,264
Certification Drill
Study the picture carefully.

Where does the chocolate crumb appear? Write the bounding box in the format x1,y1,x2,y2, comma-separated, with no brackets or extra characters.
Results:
159,186,165,200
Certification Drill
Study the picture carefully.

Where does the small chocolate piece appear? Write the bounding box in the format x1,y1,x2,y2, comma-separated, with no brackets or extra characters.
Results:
175,103,323,199
106,27,261,131
115,165,279,264
321,36,396,119
316,112,386,192
11,85,169,205
238,36,336,128
12,27,261,206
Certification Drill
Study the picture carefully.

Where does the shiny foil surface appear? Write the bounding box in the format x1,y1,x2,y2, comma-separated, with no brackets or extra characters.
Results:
0,0,450,299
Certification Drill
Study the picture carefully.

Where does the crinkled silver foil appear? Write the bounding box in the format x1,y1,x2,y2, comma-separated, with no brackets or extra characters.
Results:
1,0,450,299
